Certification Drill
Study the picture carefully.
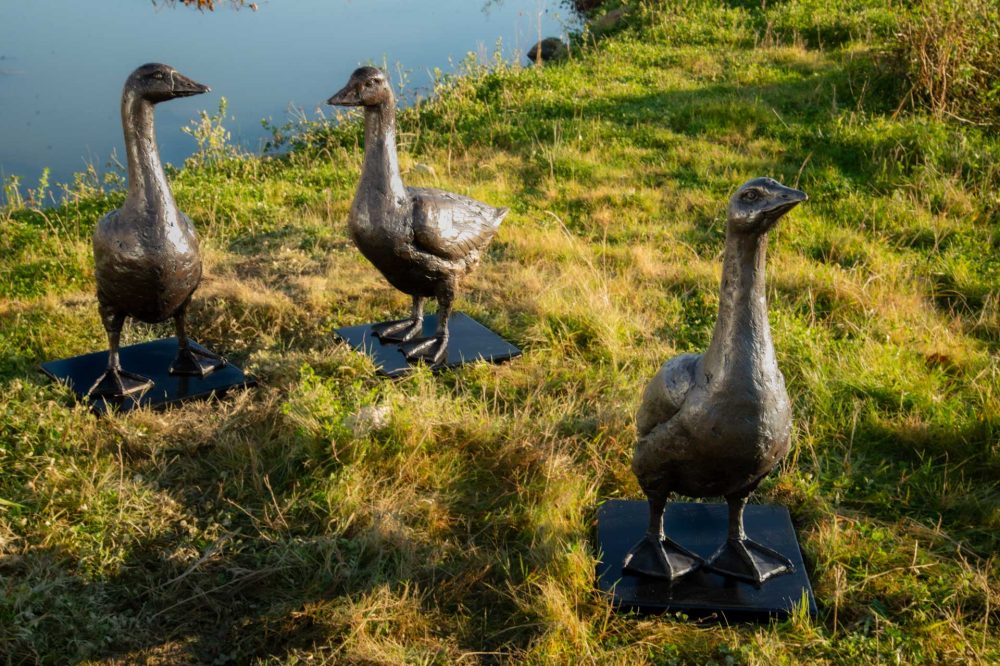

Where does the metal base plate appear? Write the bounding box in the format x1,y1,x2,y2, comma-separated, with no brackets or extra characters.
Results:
596,500,816,621
40,337,255,415
334,312,521,377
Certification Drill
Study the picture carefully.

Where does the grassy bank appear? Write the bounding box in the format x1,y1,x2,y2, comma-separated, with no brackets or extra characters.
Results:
1,1,998,663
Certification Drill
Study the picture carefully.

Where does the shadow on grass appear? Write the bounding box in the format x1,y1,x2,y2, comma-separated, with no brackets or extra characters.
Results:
2,390,546,663
847,415,1000,551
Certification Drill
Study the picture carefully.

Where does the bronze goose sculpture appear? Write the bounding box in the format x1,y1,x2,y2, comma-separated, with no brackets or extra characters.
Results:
327,67,508,365
88,63,224,398
625,178,807,584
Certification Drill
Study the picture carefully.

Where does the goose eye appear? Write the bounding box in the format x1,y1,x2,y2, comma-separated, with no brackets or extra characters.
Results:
152,72,164,80
743,190,759,202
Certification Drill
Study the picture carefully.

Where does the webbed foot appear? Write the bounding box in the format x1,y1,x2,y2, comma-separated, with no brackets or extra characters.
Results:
170,346,226,377
622,534,702,581
87,367,154,399
371,318,423,343
705,537,793,585
399,334,448,365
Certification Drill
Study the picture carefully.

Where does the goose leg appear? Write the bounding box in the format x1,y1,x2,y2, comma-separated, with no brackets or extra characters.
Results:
169,299,226,377
705,492,793,585
622,491,702,580
400,284,452,366
372,296,425,343
87,306,153,398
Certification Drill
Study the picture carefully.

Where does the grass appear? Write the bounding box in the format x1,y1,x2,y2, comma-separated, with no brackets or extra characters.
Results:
1,0,998,663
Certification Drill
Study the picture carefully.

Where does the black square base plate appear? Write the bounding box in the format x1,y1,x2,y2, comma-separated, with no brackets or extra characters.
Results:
596,500,816,621
40,337,256,415
334,312,521,377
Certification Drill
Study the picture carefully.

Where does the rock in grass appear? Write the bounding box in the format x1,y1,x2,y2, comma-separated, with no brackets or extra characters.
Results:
346,404,392,437
527,37,568,64
591,7,627,35
411,163,437,179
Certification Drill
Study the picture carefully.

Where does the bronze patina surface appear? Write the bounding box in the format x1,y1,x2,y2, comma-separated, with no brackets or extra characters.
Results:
327,67,508,366
89,63,224,398
626,178,807,585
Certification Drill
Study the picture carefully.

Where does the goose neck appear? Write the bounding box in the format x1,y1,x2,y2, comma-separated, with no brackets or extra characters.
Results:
122,91,175,214
360,100,407,204
702,230,774,380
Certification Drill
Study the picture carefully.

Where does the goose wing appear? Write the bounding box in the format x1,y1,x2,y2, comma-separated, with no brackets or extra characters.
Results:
635,353,700,437
408,187,507,261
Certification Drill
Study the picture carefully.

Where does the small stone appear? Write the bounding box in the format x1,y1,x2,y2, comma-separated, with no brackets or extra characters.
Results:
346,404,392,437
412,163,437,178
527,37,568,65
591,7,627,35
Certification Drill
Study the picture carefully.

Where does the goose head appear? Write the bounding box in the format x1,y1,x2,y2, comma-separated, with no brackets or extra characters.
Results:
125,63,210,104
326,66,394,108
727,177,807,235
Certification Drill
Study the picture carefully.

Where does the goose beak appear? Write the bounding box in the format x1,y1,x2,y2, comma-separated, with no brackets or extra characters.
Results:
327,83,361,107
782,185,808,203
171,73,211,98
764,184,807,219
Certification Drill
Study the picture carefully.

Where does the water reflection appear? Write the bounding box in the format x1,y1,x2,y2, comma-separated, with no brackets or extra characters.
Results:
0,0,574,201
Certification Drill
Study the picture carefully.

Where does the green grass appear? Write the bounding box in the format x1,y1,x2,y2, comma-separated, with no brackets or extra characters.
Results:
1,1,998,663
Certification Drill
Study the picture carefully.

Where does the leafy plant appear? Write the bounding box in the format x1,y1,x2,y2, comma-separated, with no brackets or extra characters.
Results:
182,97,243,167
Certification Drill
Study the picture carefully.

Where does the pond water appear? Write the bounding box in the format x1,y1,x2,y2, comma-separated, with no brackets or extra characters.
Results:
0,0,574,199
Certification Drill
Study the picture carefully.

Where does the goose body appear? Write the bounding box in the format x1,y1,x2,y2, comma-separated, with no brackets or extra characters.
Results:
349,186,503,297
328,67,507,363
94,208,201,324
625,178,806,584
87,63,223,398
